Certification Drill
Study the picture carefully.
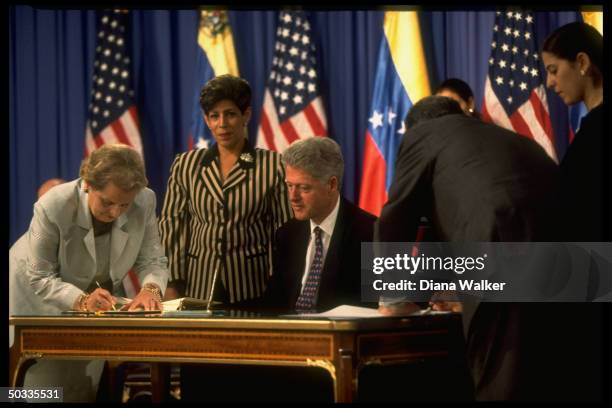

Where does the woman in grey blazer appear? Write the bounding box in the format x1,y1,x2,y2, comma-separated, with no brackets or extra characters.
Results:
24,144,169,312
14,144,169,401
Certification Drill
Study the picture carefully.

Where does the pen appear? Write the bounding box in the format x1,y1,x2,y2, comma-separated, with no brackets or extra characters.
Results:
96,280,117,311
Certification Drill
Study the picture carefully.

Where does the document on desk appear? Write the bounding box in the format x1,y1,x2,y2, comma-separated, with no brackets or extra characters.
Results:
162,297,211,311
99,296,210,311
60,297,212,315
283,305,453,319
114,296,132,308
293,305,384,318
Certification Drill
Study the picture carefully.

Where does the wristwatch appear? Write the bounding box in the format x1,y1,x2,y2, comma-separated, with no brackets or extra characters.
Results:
142,283,162,301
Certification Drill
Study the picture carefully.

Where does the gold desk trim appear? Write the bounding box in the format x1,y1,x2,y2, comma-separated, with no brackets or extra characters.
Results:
307,358,337,382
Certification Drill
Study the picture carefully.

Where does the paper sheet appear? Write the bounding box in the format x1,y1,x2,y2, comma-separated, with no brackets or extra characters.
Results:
286,305,452,319
294,305,384,318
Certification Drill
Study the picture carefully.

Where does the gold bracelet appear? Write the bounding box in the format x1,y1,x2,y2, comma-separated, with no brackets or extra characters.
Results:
76,293,89,312
142,284,162,302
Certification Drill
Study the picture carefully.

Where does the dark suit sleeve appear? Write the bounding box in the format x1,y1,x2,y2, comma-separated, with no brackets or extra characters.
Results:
355,209,378,308
375,128,432,243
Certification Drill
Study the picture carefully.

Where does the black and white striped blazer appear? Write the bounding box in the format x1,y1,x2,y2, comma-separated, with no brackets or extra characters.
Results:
159,140,292,302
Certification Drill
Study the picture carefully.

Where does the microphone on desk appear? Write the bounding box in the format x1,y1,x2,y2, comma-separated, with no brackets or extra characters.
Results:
206,266,220,311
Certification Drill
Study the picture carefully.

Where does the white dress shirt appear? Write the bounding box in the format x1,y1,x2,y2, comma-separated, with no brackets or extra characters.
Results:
300,196,340,294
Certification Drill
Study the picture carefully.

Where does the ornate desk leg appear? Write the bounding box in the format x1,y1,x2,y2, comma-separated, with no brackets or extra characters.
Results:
334,348,356,402
8,343,19,386
9,343,40,388
9,328,34,387
150,362,170,402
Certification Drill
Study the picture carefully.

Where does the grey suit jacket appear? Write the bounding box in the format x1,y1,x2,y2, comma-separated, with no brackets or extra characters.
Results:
23,178,169,311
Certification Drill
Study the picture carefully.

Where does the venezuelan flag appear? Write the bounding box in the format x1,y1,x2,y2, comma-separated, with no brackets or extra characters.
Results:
358,11,431,216
189,9,239,150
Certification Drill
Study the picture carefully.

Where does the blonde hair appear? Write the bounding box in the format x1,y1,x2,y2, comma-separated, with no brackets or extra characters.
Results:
79,144,147,192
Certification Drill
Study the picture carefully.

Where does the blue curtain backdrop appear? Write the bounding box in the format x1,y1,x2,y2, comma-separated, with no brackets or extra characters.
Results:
9,6,582,246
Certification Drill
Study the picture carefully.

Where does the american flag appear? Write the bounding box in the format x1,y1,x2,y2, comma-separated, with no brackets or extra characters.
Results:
84,10,142,298
85,10,143,157
256,11,327,152
481,10,557,162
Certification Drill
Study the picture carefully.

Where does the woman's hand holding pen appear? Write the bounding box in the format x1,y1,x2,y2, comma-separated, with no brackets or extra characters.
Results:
86,287,116,311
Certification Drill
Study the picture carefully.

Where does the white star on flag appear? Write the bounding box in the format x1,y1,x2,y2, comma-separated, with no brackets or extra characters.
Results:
369,111,384,129
196,137,209,149
397,121,406,135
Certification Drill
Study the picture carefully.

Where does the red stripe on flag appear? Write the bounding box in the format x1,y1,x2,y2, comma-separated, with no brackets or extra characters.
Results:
128,106,140,130
110,121,133,146
187,133,194,151
279,120,300,144
358,131,387,217
508,111,534,140
93,134,105,148
260,110,279,151
529,91,554,142
303,103,326,136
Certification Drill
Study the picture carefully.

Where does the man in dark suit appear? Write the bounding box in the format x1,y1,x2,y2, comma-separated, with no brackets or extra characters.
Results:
262,136,376,312
209,137,376,403
376,96,565,401
377,96,561,243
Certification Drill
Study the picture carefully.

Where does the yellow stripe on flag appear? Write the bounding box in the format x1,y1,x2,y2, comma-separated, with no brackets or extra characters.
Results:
384,11,431,103
197,10,239,76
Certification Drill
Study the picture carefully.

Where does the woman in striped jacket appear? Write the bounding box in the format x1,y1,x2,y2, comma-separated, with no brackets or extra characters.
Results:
159,75,292,305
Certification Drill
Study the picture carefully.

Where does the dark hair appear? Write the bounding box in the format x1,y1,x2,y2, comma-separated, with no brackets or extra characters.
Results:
434,78,474,103
405,96,465,129
199,74,252,114
542,22,603,79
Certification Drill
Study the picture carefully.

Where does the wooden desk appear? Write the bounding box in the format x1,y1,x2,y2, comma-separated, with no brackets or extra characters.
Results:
9,313,463,402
